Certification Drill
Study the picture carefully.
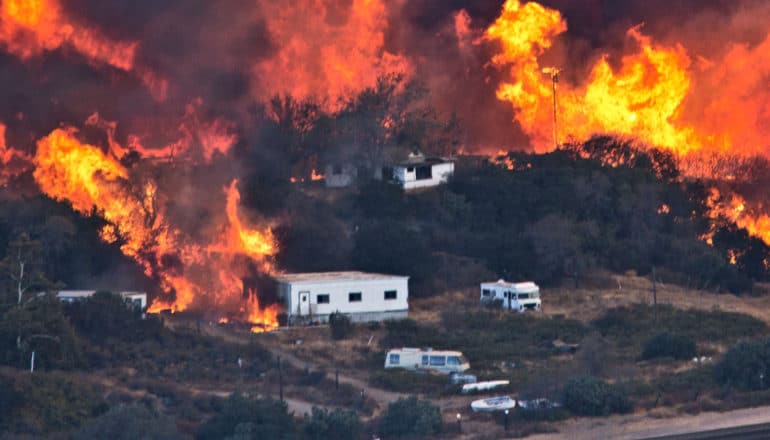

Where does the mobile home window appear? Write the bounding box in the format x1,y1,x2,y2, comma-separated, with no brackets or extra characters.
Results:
421,355,429,366
317,294,330,304
447,356,461,366
389,354,400,365
349,292,362,302
429,356,446,366
384,290,397,300
482,289,492,297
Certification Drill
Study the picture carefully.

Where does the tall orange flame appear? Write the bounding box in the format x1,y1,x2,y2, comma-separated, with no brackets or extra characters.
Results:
33,126,279,330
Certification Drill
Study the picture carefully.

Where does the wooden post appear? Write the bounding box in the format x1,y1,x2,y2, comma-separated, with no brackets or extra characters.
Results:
278,356,283,402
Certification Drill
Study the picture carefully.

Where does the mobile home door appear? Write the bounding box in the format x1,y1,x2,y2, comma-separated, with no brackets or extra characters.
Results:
298,291,310,316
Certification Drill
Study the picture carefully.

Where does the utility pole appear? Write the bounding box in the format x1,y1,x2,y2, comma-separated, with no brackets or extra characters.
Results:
651,266,658,323
543,67,562,149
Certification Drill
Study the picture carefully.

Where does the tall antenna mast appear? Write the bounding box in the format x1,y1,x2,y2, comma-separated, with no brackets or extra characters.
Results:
543,67,562,149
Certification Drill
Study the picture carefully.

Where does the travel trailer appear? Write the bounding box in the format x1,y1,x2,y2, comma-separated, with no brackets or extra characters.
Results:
480,280,541,312
384,348,470,374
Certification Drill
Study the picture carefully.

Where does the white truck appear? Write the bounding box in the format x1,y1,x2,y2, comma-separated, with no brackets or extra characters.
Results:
480,280,541,312
384,347,470,374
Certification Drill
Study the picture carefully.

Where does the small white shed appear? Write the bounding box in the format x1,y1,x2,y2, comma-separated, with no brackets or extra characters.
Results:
389,154,455,190
274,271,409,325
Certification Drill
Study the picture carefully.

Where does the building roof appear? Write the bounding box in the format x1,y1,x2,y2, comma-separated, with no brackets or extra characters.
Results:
57,290,146,298
274,271,409,284
393,156,454,168
480,280,539,291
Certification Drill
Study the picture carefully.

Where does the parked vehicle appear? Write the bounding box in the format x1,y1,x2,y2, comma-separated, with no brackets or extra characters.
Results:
471,396,517,412
384,347,470,374
480,280,541,312
461,380,510,394
449,372,477,385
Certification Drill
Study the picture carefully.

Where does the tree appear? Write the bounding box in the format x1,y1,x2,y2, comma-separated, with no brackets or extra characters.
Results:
0,233,49,307
302,407,361,440
197,394,294,440
379,396,442,438
0,294,82,370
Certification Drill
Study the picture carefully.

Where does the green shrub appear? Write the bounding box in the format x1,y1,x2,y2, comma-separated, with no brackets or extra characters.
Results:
562,376,632,416
329,312,354,340
641,332,697,360
714,339,770,390
379,396,442,438
302,407,361,440
74,404,184,440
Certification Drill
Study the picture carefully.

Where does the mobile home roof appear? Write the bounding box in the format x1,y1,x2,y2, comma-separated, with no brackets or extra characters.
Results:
274,271,408,285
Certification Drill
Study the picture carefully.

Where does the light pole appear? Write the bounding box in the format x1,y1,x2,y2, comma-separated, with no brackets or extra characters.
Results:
542,67,562,149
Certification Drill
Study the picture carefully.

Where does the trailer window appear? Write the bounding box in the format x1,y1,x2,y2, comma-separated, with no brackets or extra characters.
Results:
447,356,461,366
348,292,362,302
429,356,446,366
389,354,400,365
421,355,429,366
317,294,330,304
384,290,397,300
518,293,529,299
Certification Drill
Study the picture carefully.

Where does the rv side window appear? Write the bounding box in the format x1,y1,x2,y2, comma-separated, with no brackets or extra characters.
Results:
482,289,492,297
518,293,529,299
421,355,429,366
317,294,330,304
384,290,397,300
447,356,461,366
349,292,362,302
389,354,400,365
429,356,446,366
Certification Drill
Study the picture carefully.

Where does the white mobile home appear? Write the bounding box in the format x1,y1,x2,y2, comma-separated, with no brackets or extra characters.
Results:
57,290,147,310
388,153,455,190
384,348,470,374
480,280,541,312
275,271,409,325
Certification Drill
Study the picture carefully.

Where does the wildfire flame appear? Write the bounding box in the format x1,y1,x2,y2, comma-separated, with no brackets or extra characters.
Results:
32,126,279,331
485,0,770,249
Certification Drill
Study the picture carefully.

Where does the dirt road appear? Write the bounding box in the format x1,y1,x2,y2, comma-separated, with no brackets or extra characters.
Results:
528,405,770,440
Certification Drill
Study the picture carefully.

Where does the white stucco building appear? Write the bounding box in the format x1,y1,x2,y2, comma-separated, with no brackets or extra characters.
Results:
274,271,409,325
389,154,455,190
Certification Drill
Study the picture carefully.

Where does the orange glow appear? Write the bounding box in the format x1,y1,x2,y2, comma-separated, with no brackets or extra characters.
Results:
33,126,279,330
0,0,135,69
310,169,324,181
253,0,409,111
658,204,670,215
0,123,31,186
0,0,166,100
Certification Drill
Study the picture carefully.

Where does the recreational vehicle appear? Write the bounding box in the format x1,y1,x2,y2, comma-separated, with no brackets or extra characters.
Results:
384,348,470,374
480,280,541,312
